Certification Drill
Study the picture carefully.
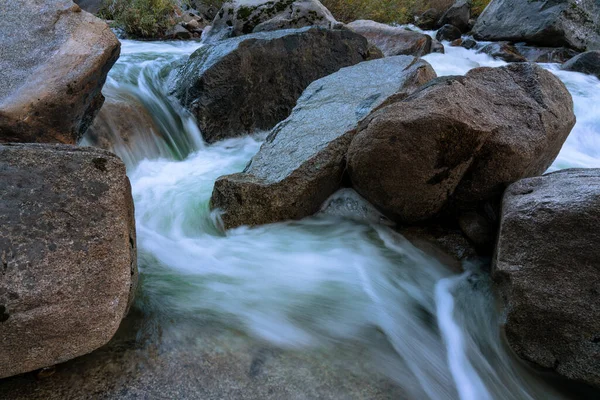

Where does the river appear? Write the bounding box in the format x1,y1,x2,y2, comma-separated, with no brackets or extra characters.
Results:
2,36,599,399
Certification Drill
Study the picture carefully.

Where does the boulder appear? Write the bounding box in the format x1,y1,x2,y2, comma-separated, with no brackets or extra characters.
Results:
431,39,445,53
562,50,600,79
166,23,194,39
174,27,373,143
438,0,471,33
514,44,579,63
347,63,575,223
477,42,527,62
461,38,477,49
346,20,432,57
187,0,219,20
0,144,137,379
473,0,600,52
0,0,120,144
494,169,600,388
73,0,102,14
416,8,443,30
210,56,436,229
436,24,462,42
202,0,338,43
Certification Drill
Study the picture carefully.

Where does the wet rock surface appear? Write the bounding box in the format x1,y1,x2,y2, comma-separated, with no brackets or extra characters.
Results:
346,20,432,57
0,144,137,379
175,27,372,143
202,0,338,43
477,42,527,62
0,0,120,144
515,45,579,64
347,63,575,223
211,56,436,229
436,24,462,42
473,0,600,51
562,50,600,79
494,169,600,388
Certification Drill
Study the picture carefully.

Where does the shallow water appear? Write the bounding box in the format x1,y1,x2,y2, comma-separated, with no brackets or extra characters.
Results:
3,36,600,399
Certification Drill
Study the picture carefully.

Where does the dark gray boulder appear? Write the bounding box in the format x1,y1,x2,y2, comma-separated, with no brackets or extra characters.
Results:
346,20,432,57
436,24,462,42
515,44,579,63
416,8,443,30
202,0,338,43
0,0,120,144
477,42,527,62
461,38,477,49
494,169,600,388
438,0,471,33
562,50,600,79
0,144,137,379
210,56,436,229
473,0,600,51
346,63,576,223
175,27,374,143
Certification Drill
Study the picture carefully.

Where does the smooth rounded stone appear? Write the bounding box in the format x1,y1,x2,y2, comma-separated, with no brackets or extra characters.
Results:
431,39,445,53
202,0,338,43
436,24,461,42
477,41,527,62
473,0,600,52
514,45,579,63
318,188,394,226
461,38,477,49
494,169,600,388
347,63,575,223
416,8,443,30
0,144,137,379
438,0,471,33
346,20,432,57
562,50,600,79
0,0,120,144
174,27,373,143
210,56,437,229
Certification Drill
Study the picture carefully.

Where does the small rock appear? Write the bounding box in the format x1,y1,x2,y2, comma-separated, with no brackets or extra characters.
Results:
477,41,526,62
461,38,477,49
436,24,461,42
450,38,463,47
346,20,432,57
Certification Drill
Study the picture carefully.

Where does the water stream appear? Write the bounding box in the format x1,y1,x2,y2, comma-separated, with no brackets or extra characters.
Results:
5,36,600,399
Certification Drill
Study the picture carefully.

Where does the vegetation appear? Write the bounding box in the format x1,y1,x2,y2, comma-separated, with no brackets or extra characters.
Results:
99,0,181,38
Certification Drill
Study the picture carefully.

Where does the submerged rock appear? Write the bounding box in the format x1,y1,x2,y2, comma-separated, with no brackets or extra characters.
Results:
473,0,600,51
347,63,575,223
438,0,471,33
562,50,600,79
175,27,372,143
202,0,337,43
477,42,526,62
494,169,600,388
0,144,137,379
0,0,120,144
210,56,436,229
346,20,432,57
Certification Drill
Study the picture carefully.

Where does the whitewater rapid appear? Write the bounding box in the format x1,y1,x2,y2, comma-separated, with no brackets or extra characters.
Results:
86,37,600,400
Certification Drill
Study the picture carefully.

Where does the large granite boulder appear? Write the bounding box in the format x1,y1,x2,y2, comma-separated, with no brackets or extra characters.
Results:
174,27,373,143
438,0,471,33
346,20,433,57
202,0,338,43
210,56,436,229
0,0,120,144
473,0,600,51
347,63,575,223
0,144,137,379
494,169,600,388
562,50,600,79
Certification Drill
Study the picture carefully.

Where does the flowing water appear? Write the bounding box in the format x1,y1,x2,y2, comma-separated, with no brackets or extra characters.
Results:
3,36,600,399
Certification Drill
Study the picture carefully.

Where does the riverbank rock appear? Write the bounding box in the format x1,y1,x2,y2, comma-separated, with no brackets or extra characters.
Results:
477,42,526,62
494,169,600,388
438,0,471,33
473,0,600,51
347,63,575,223
416,8,443,30
0,0,120,144
562,51,600,79
202,0,338,43
175,27,372,143
0,144,137,379
436,24,461,42
346,20,432,57
515,45,579,63
210,56,436,229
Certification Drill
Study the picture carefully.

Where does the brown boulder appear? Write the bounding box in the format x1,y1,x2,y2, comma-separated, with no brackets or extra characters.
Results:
494,169,600,388
0,0,120,144
0,144,137,379
347,63,575,223
346,20,432,57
